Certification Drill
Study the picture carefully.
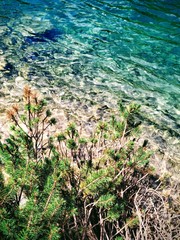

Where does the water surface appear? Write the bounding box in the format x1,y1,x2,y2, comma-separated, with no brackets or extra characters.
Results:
0,0,179,135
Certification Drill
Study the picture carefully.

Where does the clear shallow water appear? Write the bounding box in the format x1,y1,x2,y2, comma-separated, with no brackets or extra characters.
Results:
0,0,180,135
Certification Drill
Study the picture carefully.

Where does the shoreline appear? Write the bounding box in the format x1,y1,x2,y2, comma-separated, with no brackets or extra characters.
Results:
0,80,179,185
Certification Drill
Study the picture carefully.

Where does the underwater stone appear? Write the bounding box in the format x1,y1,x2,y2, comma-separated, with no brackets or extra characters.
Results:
11,37,18,45
27,52,39,61
23,52,40,62
66,49,73,55
3,62,18,77
133,68,141,76
4,62,13,71
24,28,63,44
42,28,62,40
25,36,46,44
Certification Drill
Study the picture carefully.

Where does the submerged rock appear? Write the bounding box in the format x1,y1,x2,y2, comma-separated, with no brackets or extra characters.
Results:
0,60,17,76
3,62,17,76
4,62,14,71
24,28,63,44
24,52,39,62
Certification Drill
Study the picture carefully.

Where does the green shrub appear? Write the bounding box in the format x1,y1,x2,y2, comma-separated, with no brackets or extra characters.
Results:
0,86,178,240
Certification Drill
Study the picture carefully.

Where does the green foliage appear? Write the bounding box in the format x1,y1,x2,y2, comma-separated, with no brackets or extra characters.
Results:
115,237,123,240
97,193,116,208
66,122,78,138
82,167,114,196
66,139,77,150
57,133,66,142
126,216,139,228
0,86,162,240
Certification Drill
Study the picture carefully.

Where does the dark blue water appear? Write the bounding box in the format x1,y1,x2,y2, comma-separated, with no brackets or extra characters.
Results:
0,0,180,134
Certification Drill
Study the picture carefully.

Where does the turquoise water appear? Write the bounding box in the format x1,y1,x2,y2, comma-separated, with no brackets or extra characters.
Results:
0,0,180,135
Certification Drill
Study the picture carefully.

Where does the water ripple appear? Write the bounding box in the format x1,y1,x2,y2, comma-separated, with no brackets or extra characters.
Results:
0,0,179,134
